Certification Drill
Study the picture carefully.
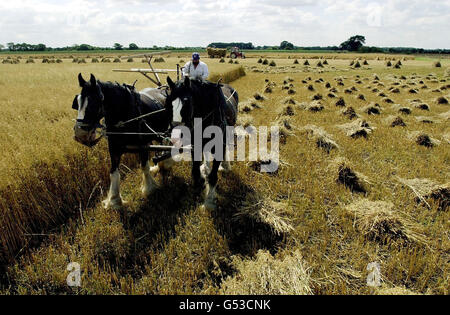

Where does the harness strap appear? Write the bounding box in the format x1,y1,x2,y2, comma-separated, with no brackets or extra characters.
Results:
226,89,237,103
216,85,228,132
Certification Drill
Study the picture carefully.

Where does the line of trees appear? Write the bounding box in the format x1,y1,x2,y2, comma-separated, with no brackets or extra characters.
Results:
2,39,449,55
338,36,450,54
1,42,205,52
256,37,450,54
4,42,138,52
5,42,47,51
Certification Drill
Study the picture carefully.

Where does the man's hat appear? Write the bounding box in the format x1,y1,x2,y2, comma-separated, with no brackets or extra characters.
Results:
192,52,200,60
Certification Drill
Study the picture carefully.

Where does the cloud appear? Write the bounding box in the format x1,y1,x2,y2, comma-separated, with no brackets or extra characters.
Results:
0,0,448,48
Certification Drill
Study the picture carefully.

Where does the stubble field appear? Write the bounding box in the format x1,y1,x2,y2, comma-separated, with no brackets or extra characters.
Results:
0,52,448,295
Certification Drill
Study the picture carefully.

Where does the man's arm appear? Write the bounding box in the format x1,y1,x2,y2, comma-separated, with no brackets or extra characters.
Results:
202,63,209,80
182,62,191,78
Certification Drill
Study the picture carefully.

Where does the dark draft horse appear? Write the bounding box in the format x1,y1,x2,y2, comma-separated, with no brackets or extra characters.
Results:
72,73,174,209
165,76,238,210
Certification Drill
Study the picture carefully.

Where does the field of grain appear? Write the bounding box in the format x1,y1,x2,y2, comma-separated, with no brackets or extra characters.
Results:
0,52,448,295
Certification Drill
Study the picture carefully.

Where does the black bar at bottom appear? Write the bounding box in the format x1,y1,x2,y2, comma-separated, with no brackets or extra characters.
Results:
0,295,433,313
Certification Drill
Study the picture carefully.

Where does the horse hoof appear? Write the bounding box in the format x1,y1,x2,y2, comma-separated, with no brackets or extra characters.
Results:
203,183,217,210
203,199,217,211
219,166,231,173
103,197,126,210
149,165,160,176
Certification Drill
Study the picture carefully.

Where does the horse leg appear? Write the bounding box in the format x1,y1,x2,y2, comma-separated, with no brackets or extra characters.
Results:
158,157,175,185
204,158,221,211
192,148,205,189
200,151,212,178
140,151,158,197
103,151,125,209
147,141,164,176
219,146,232,172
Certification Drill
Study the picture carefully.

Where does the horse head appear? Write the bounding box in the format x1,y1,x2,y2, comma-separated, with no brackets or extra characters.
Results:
72,73,105,147
166,76,195,127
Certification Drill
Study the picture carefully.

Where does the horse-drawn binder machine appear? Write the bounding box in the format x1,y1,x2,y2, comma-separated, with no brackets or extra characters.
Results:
112,50,181,87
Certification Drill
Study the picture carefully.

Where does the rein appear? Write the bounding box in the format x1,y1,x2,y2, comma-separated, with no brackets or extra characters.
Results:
99,85,171,141
114,108,166,128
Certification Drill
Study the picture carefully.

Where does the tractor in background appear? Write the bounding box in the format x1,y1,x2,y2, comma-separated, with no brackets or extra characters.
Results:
229,47,245,59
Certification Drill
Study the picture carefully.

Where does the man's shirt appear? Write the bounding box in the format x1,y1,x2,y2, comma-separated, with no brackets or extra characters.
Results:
182,61,209,80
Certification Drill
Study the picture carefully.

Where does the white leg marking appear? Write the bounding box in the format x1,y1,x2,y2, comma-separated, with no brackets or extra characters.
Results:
200,163,209,179
219,161,232,172
219,147,232,172
150,165,160,176
201,152,212,178
141,161,158,197
103,170,124,209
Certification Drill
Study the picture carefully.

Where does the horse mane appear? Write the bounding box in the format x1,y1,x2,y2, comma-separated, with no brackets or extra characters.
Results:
97,80,134,96
96,80,142,113
187,79,227,129
189,79,223,91
188,79,226,108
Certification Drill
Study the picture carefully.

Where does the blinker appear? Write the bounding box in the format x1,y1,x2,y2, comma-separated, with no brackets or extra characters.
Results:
72,95,79,110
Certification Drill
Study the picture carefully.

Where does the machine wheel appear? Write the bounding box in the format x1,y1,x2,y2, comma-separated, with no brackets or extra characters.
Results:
230,53,236,59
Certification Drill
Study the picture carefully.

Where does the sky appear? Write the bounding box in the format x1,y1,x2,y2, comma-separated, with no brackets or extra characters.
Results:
0,0,449,49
